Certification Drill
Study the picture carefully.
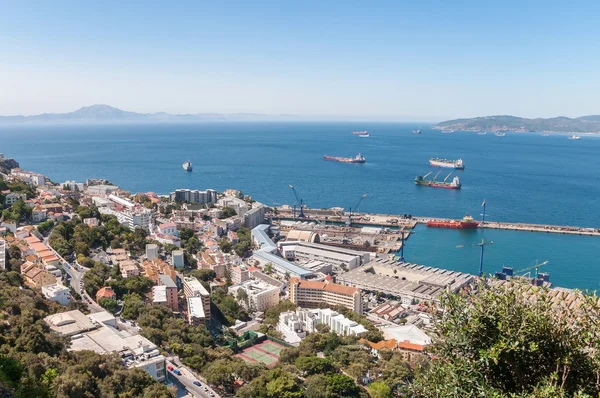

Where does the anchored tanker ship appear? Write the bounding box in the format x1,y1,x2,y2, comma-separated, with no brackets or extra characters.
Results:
324,153,366,164
426,215,479,229
429,158,464,169
415,171,462,189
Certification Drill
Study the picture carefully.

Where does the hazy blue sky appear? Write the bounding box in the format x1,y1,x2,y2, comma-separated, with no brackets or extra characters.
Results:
1,1,599,120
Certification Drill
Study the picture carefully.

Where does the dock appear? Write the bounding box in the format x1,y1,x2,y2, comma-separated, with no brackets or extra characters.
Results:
274,206,600,237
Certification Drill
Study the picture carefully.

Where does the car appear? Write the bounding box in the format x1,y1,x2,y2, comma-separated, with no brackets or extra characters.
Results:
173,369,181,376
193,380,201,387
167,365,174,371
87,300,92,304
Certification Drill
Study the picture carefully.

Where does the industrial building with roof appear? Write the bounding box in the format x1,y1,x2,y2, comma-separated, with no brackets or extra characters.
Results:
251,225,314,279
285,229,321,243
279,241,372,271
288,276,363,314
336,257,474,304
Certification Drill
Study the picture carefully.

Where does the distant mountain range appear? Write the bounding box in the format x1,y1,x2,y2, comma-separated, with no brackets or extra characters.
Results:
434,115,600,133
0,104,294,123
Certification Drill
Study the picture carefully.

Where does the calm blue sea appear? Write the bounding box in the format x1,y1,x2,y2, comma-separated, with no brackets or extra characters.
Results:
1,122,599,290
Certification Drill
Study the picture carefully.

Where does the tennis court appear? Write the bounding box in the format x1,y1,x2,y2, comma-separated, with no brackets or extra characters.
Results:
257,340,285,356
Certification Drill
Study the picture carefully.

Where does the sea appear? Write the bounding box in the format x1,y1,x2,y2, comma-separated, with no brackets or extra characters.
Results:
1,122,599,290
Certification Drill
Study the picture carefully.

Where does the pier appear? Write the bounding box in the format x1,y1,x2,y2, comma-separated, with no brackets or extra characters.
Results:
274,206,600,237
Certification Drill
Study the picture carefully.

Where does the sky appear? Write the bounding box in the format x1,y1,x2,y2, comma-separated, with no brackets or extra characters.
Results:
1,1,600,121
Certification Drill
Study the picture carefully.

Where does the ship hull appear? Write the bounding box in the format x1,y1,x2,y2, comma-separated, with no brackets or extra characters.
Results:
426,221,479,229
415,181,461,189
324,156,365,164
429,161,464,170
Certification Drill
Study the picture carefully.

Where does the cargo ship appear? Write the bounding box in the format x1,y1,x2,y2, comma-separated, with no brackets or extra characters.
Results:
351,131,369,137
324,153,366,164
429,158,464,169
426,214,479,229
415,171,462,189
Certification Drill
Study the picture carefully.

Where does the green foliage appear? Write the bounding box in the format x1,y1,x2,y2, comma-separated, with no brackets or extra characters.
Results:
218,238,233,253
190,268,216,282
76,205,100,220
99,298,118,313
237,368,303,398
295,356,335,376
327,374,361,397
121,293,147,320
219,206,237,219
82,261,111,297
36,220,54,235
264,262,273,274
233,226,252,257
211,288,249,324
368,381,392,398
411,282,600,397
2,199,32,223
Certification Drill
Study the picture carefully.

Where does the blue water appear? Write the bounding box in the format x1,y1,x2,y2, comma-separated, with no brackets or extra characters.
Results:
1,122,599,289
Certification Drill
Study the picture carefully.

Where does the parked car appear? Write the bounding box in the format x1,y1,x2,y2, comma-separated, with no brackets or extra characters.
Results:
173,369,181,376
167,365,174,371
193,380,201,387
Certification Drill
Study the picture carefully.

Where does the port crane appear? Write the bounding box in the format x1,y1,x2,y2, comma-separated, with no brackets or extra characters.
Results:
289,185,306,219
514,260,548,279
347,194,368,226
456,238,494,277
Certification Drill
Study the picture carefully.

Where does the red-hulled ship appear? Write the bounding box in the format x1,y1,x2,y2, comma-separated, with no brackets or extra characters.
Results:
426,215,479,229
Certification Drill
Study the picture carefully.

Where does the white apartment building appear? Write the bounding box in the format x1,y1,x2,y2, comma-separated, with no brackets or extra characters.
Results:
188,296,207,326
230,265,250,284
5,192,27,206
171,250,184,268
182,277,211,323
10,169,46,186
42,284,71,306
98,207,150,230
243,205,266,229
170,188,217,204
228,279,280,313
61,180,85,191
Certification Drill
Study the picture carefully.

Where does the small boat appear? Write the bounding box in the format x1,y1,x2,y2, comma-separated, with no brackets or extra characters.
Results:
352,130,369,137
429,158,464,170
441,130,454,134
495,132,506,137
541,133,550,137
415,171,462,189
324,153,366,164
182,160,192,171
359,132,370,137
568,134,581,140
413,129,422,135
477,132,487,135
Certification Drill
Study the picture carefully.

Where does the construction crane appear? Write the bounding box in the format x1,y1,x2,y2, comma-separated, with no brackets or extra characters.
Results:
514,260,548,279
289,185,306,219
456,238,494,277
347,194,367,226
397,227,412,263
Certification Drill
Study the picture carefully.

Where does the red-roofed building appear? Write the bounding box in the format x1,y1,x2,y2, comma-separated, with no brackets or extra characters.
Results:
96,286,116,302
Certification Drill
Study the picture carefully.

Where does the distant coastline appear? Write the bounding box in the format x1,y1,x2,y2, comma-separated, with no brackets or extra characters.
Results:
434,115,600,134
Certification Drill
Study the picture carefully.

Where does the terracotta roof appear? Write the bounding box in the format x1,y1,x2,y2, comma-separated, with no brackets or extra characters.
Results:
297,281,327,290
397,340,425,351
24,236,40,244
29,242,49,253
96,286,116,299
365,339,398,351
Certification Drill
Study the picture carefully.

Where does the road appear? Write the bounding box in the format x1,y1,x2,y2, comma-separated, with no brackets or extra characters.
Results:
166,359,221,398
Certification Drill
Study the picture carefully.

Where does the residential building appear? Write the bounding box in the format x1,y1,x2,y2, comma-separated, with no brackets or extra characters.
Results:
61,180,85,191
187,296,208,326
220,197,248,217
96,286,116,302
157,275,178,312
23,267,57,289
0,238,5,270
120,262,140,278
182,276,211,324
289,277,363,314
83,217,99,227
227,230,239,244
243,205,265,229
171,249,184,268
278,308,367,345
5,192,27,206
10,168,46,185
146,244,159,261
169,188,217,204
231,265,250,284
143,259,176,284
42,284,71,305
98,198,150,230
92,197,115,209
362,325,431,363
45,310,167,383
85,184,120,196
157,222,177,236
229,279,280,313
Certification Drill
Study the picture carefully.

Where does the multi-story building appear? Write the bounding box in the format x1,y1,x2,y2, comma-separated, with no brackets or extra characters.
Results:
10,169,46,186
229,279,280,313
42,284,71,306
182,276,211,324
157,275,179,312
278,308,367,344
157,222,177,236
5,192,27,206
0,238,5,270
187,296,207,326
169,188,217,204
220,197,248,217
231,265,250,284
289,277,363,314
146,244,159,261
98,206,150,230
120,262,140,278
142,259,176,284
171,249,184,268
243,205,266,229
61,180,85,191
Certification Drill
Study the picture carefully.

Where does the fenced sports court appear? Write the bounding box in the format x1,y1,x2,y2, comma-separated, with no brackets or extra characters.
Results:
236,340,286,368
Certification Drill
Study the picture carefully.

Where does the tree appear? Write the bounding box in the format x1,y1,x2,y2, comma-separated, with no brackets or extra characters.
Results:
305,374,330,398
99,298,118,313
218,238,233,253
295,356,335,376
264,262,273,274
411,282,600,397
326,374,360,397
190,269,216,282
202,359,236,393
368,381,392,398
220,206,237,219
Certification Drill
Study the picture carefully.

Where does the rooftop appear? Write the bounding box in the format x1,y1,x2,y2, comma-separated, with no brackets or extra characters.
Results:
188,296,205,318
158,274,177,288
44,310,97,336
183,276,210,296
381,324,431,347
